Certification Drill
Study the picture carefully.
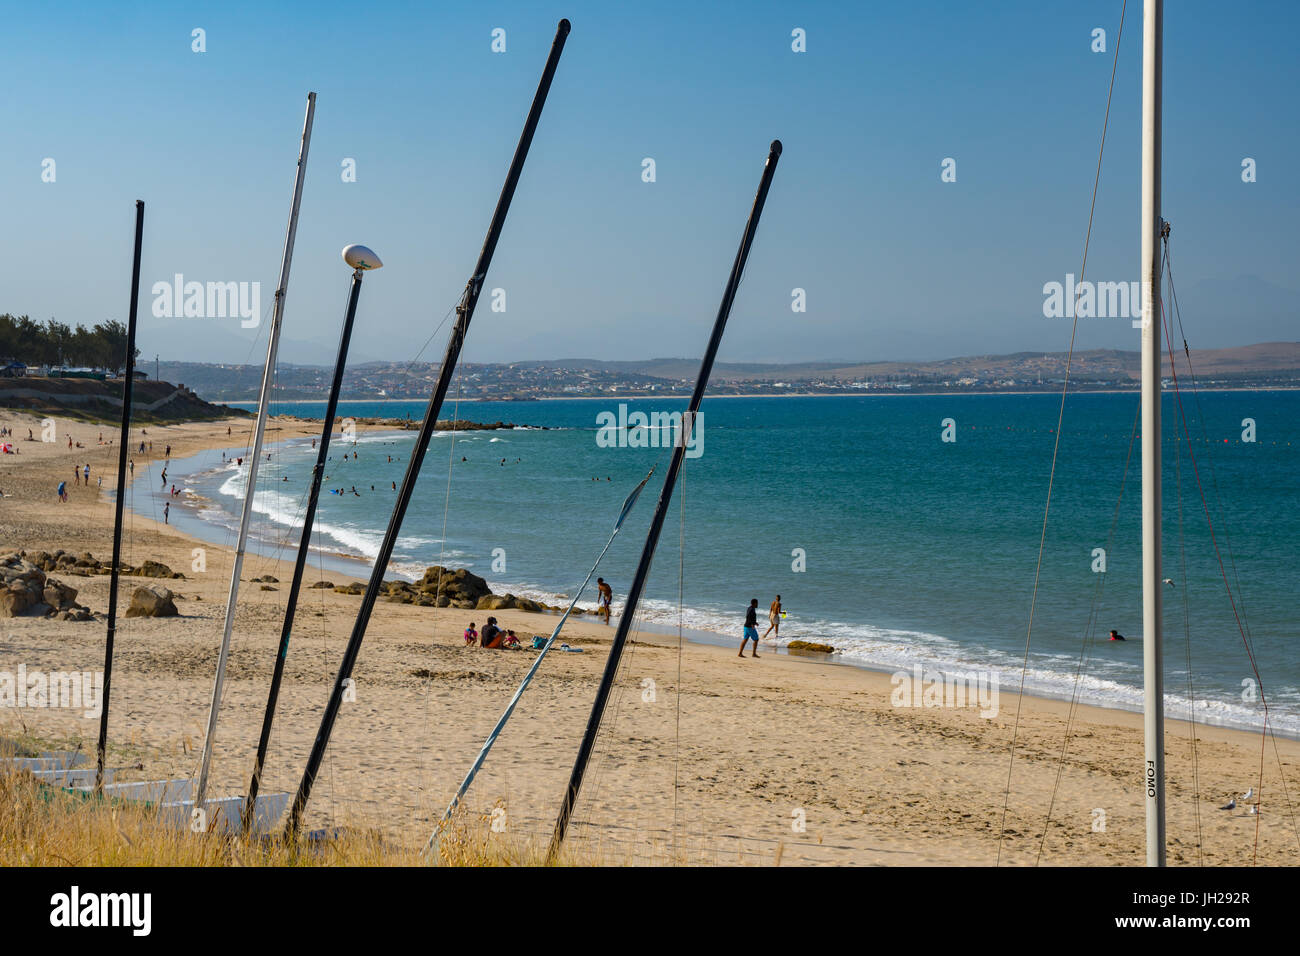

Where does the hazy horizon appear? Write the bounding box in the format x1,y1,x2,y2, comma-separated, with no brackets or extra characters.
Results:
5,1,1297,368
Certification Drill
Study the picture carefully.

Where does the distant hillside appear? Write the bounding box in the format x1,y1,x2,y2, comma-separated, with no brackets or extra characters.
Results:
149,342,1300,402
0,377,249,423
518,342,1300,383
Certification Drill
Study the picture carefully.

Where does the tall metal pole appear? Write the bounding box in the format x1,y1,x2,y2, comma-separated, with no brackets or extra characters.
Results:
242,260,372,832
548,140,782,861
285,19,571,837
1140,0,1166,867
95,199,144,793
195,91,315,813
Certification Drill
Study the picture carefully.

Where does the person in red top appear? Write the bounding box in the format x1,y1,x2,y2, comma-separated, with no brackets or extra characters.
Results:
463,622,478,645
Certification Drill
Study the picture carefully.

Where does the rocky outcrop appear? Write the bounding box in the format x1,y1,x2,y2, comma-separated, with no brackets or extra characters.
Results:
0,554,94,620
475,593,544,613
138,559,183,579
14,550,183,579
787,640,835,655
309,580,334,589
125,584,178,618
328,564,555,615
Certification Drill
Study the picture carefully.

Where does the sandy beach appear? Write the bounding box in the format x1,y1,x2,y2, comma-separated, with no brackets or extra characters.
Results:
1,410,1297,866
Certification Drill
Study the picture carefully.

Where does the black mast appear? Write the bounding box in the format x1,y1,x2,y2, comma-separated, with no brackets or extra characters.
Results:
285,18,571,836
95,199,144,793
242,266,366,832
548,141,782,860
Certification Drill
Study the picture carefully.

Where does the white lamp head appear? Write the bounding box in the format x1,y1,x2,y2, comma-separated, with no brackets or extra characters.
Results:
342,244,383,270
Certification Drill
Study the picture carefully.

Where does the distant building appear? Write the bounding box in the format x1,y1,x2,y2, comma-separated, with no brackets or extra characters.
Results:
1,361,27,378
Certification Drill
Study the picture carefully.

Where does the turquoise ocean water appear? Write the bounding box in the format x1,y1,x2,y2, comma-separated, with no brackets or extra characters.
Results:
140,391,1300,736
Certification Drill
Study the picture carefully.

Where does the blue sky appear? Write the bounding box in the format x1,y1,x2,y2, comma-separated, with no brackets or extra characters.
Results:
3,0,1296,365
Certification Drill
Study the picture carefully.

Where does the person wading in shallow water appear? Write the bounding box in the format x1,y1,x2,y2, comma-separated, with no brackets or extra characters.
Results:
739,599,761,658
762,594,783,642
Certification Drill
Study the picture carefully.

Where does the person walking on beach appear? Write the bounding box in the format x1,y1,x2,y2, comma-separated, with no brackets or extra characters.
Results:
163,501,170,524
73,465,81,486
57,480,68,502
739,599,761,658
762,594,783,641
596,578,612,624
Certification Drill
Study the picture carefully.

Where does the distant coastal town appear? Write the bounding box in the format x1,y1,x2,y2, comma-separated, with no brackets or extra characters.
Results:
149,343,1300,402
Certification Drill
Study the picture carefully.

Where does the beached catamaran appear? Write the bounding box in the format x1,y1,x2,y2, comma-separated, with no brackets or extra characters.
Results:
240,242,382,833
187,92,317,834
547,140,783,861
284,19,572,837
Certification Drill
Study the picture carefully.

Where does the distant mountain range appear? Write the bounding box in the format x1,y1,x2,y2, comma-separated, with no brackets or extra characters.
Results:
151,342,1300,403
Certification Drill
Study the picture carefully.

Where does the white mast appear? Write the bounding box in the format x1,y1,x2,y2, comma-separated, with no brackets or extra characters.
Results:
194,92,316,812
1139,0,1166,867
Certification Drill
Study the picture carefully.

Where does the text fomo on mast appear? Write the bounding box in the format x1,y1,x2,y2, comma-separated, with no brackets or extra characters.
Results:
595,404,703,459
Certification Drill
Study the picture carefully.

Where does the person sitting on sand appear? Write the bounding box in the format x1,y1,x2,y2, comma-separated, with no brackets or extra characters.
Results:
503,630,520,649
739,599,761,658
463,622,478,645
1108,629,1126,641
480,617,503,649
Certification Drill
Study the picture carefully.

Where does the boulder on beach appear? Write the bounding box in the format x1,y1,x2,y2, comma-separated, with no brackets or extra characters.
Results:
419,566,491,607
26,550,56,572
42,579,80,612
787,640,835,656
138,559,183,579
1,555,94,619
125,584,178,618
1,580,35,617
309,580,334,589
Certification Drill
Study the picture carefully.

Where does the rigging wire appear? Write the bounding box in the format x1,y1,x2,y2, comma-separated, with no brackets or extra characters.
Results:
997,0,1127,866
1159,237,1300,858
1034,397,1140,864
1170,365,1205,863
